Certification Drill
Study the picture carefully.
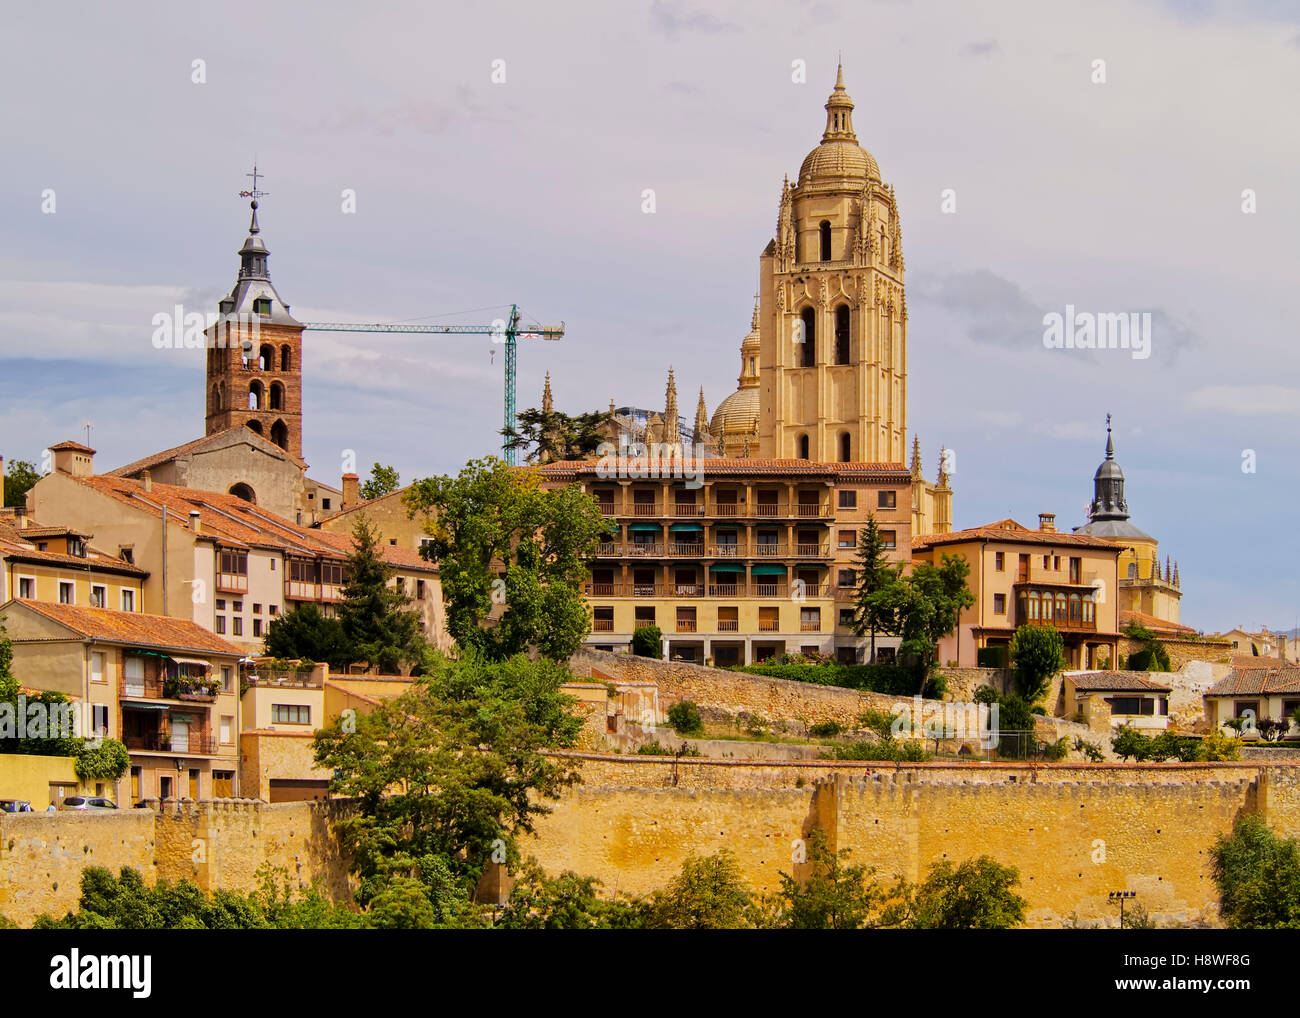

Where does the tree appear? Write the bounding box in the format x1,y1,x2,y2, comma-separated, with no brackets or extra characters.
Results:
496,859,642,929
851,515,896,663
74,739,130,783
667,700,703,736
503,407,614,465
888,856,1027,929
404,457,612,661
312,653,583,915
0,623,82,757
3,459,40,509
640,851,758,929
631,624,663,658
336,514,424,673
359,463,400,501
869,554,974,692
1009,624,1065,702
1123,622,1171,672
1211,816,1300,928
263,604,352,669
995,694,1037,759
771,830,892,929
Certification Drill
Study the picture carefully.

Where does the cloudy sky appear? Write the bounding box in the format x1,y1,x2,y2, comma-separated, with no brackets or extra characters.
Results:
1,0,1297,631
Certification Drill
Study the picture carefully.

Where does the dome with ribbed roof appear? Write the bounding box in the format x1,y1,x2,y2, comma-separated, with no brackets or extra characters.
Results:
796,65,881,190
710,387,759,438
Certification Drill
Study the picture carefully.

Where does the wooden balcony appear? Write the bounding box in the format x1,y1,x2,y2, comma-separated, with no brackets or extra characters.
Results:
717,619,739,631
216,572,248,593
583,582,831,599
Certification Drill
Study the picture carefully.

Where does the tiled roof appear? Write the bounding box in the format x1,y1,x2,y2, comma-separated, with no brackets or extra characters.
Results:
106,427,306,477
914,518,1119,551
1119,609,1198,636
48,440,95,453
1066,670,1172,693
5,601,244,657
1207,667,1300,697
310,528,437,573
535,457,910,479
0,521,148,576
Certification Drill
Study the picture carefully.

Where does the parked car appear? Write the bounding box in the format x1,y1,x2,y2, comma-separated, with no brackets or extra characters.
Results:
0,799,33,813
58,796,118,811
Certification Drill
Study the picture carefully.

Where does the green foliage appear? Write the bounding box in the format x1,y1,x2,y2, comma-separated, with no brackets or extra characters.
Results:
922,674,948,699
825,739,929,762
74,738,131,781
359,463,400,501
770,830,893,929
1122,622,1171,672
1211,816,1300,928
1110,726,1221,763
809,720,843,738
0,624,82,756
1202,727,1243,761
887,856,1027,929
635,741,699,756
973,685,1000,705
851,515,894,661
631,624,663,658
1073,737,1105,762
337,515,425,674
976,645,1008,668
666,700,703,736
640,851,758,929
3,459,40,509
1042,737,1070,762
503,406,614,465
995,694,1036,759
263,604,352,670
1009,624,1064,702
497,859,643,929
313,652,583,915
857,707,896,739
404,457,611,661
1111,725,1151,761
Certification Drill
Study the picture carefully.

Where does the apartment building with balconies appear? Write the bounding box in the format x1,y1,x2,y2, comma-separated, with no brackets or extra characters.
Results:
0,599,244,803
912,514,1122,669
538,458,912,665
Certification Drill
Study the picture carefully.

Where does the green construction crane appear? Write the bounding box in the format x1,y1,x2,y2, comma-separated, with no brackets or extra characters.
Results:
301,304,564,465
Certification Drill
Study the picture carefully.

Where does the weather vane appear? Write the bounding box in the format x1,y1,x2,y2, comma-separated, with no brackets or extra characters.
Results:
238,163,269,201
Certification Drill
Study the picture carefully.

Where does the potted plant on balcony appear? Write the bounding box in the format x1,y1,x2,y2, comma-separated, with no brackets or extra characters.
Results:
164,673,220,701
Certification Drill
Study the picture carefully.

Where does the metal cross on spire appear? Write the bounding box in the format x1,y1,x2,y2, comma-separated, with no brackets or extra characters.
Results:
238,163,269,200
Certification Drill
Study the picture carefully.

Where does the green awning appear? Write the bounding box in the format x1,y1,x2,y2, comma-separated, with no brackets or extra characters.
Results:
751,564,788,576
709,562,745,573
668,523,704,532
628,523,663,532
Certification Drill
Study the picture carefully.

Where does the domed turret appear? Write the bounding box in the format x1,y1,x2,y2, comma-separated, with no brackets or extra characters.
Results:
796,63,881,192
710,297,762,453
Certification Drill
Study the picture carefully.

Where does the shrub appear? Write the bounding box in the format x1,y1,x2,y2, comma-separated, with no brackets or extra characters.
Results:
1203,728,1242,761
1043,737,1070,762
857,708,896,740
973,686,1000,705
995,695,1036,759
826,740,929,762
809,720,843,738
74,739,131,782
922,674,948,699
1073,737,1104,762
1111,725,1152,762
666,700,703,736
976,645,1008,668
733,662,916,695
631,625,663,659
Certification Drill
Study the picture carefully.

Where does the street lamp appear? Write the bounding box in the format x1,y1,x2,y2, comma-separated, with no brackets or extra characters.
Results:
1109,889,1137,927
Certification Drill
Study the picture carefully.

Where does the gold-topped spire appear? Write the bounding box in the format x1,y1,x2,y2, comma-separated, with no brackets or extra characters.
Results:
541,371,553,414
822,64,856,142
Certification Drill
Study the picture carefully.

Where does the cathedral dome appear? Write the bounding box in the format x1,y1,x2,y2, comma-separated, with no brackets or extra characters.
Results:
710,387,759,438
798,139,880,188
796,65,881,190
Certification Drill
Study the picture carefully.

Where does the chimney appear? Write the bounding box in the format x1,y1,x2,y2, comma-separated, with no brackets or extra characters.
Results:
189,510,201,535
1038,513,1056,533
51,441,95,478
141,470,152,493
342,473,360,509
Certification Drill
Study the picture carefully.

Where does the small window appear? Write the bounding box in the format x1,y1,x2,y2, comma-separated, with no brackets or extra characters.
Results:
819,220,831,261
877,490,897,509
89,584,107,608
838,490,857,509
233,600,243,612
253,603,262,614
838,569,856,587
92,704,108,737
390,538,397,546
17,577,34,598
58,581,74,604
838,530,856,549
119,547,134,564
994,552,1005,572
253,619,263,638
879,530,897,550
216,599,226,610
232,618,243,636
253,297,272,316
993,593,1007,615
322,498,331,511
221,666,233,693
215,616,226,634
269,604,279,616
121,589,135,612
838,609,854,627
90,652,105,683
798,434,810,459
272,704,311,725
220,715,234,745
416,579,426,599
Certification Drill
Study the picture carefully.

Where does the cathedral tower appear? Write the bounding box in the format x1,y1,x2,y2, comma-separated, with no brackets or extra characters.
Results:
758,65,907,464
205,188,305,460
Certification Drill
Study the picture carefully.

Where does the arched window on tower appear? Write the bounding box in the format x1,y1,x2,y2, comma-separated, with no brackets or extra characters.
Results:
799,308,816,368
245,420,263,436
840,432,851,462
229,483,256,504
248,381,263,410
819,220,831,261
798,434,810,460
281,345,292,371
834,305,850,364
259,344,274,371
271,419,289,450
210,386,220,414
269,382,284,411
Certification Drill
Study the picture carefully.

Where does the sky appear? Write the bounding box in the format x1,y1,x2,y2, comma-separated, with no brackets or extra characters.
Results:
0,0,1297,632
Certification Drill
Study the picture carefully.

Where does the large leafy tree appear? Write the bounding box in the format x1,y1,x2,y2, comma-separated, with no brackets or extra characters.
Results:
1009,623,1065,702
496,859,643,929
0,622,82,756
886,856,1027,929
313,653,583,915
771,830,894,929
868,554,975,692
3,459,41,509
1211,816,1300,929
640,851,758,930
336,515,425,674
404,456,612,661
851,515,896,663
359,463,400,501
503,407,613,465
263,604,352,669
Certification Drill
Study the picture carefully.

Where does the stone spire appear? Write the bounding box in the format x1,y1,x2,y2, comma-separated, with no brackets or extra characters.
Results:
694,386,709,441
1088,413,1129,521
909,436,923,480
1173,560,1180,588
541,371,554,414
663,367,680,445
1165,555,1172,583
822,62,857,142
936,446,950,488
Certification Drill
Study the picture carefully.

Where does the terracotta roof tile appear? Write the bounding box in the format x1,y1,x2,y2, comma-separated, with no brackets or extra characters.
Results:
1119,609,1198,636
1066,670,1172,693
914,518,1119,551
1207,666,1300,697
48,440,95,454
5,601,244,657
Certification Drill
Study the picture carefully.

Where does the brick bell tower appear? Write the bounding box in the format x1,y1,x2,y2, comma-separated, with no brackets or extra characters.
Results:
205,170,305,460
